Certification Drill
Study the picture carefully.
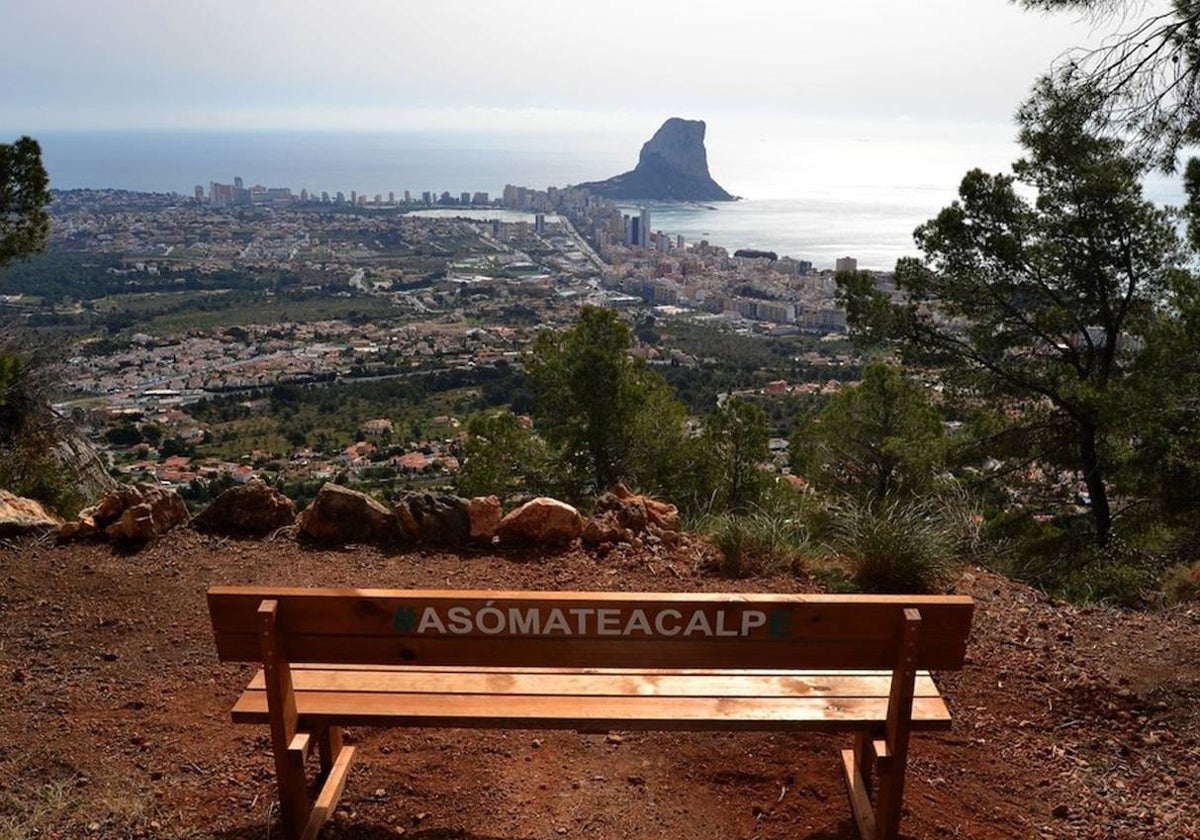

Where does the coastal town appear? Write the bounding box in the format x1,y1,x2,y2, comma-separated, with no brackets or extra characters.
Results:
2,182,881,503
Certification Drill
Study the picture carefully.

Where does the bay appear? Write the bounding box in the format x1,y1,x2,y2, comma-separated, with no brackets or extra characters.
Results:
28,123,1187,271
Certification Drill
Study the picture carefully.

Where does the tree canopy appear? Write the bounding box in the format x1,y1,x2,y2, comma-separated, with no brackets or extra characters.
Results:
789,363,946,503
523,305,687,498
0,136,51,268
838,80,1186,544
1017,0,1200,166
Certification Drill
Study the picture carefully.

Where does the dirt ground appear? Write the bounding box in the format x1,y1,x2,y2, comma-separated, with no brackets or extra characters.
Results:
2,529,1198,840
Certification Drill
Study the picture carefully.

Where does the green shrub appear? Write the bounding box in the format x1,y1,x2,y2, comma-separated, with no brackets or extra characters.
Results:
832,494,967,593
703,508,812,578
0,440,87,519
1058,536,1168,608
983,511,1168,608
1162,560,1200,605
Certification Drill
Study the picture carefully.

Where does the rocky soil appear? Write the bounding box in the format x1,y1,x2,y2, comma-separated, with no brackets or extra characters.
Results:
2,530,1198,839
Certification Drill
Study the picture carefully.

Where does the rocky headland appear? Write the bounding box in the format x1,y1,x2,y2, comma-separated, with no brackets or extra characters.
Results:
577,117,734,202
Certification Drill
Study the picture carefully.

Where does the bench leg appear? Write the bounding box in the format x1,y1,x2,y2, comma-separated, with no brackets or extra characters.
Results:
318,725,344,778
840,609,921,840
874,609,921,840
260,601,311,839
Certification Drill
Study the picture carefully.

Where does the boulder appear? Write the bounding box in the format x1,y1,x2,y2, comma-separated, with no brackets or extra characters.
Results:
59,483,189,543
297,483,399,545
468,495,502,542
192,479,296,537
583,485,680,548
599,484,680,531
394,492,471,546
496,497,583,546
0,491,64,538
581,515,633,547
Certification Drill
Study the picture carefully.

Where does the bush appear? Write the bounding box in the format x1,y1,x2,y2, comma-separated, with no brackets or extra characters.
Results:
984,511,1168,608
1057,536,1169,608
832,494,968,593
704,509,811,578
1162,560,1200,605
0,439,88,519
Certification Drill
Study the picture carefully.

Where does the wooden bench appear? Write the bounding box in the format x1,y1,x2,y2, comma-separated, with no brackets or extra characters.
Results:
207,586,974,840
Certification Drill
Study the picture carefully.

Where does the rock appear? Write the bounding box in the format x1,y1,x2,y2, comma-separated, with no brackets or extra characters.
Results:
0,490,64,537
583,485,681,547
58,483,188,543
191,479,296,537
598,484,680,532
52,429,119,501
393,492,471,546
496,497,583,546
297,483,399,545
468,495,502,542
581,515,633,547
576,118,734,202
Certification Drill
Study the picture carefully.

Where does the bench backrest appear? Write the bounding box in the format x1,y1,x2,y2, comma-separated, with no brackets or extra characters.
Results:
209,586,974,671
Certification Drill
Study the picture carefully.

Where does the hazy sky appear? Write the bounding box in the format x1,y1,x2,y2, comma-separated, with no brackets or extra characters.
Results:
1,0,1110,134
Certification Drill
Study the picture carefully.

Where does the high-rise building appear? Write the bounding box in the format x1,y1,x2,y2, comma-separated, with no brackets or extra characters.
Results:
350,190,357,205
422,191,432,205
194,185,204,202
835,256,858,273
460,192,471,205
234,176,244,190
638,209,651,249
404,190,411,204
534,213,546,234
321,191,330,203
472,192,488,205
336,191,345,204
388,191,395,204
209,181,234,208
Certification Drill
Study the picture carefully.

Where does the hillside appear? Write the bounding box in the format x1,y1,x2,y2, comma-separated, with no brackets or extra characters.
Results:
2,530,1198,839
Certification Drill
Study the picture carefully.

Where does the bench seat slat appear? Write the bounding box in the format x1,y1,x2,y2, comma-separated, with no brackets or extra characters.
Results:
230,686,952,731
244,667,944,699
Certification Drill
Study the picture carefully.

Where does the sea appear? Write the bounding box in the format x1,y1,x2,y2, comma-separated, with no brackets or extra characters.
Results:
29,122,1189,271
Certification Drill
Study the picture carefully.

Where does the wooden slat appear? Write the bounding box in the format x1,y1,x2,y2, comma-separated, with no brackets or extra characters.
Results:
209,585,976,608
229,688,953,731
213,631,971,671
208,588,973,644
841,748,877,840
872,738,892,772
287,732,310,769
299,745,355,840
208,588,973,670
285,663,909,676
245,667,944,698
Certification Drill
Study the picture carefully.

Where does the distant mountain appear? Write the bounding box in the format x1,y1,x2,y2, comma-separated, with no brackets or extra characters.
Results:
577,118,734,202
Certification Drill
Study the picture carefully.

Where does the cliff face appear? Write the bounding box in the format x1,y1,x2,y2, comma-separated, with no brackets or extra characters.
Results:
578,118,734,202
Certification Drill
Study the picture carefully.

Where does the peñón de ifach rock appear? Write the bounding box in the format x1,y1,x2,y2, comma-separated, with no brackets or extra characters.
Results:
576,118,734,202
